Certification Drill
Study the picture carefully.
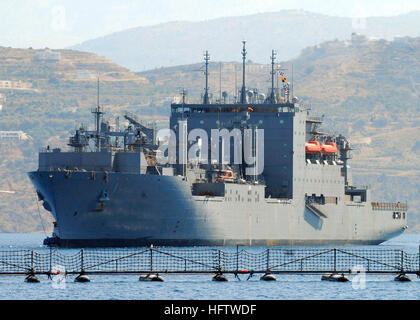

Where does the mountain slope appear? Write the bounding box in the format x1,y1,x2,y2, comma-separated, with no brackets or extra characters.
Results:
71,10,420,71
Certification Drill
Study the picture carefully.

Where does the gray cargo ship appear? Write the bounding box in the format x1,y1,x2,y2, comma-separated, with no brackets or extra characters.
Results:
29,43,408,247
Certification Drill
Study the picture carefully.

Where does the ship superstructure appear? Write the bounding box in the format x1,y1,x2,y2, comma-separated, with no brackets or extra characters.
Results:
29,43,407,247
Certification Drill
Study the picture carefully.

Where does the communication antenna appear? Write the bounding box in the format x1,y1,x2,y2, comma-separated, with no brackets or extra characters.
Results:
203,51,210,104
270,50,277,104
240,40,247,104
219,62,222,104
291,63,294,101
234,64,238,103
97,74,101,108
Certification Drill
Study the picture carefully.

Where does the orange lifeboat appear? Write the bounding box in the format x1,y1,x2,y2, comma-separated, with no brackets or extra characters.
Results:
321,142,338,154
305,141,322,153
217,170,234,182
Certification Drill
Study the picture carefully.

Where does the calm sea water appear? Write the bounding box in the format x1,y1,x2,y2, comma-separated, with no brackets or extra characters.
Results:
0,233,419,300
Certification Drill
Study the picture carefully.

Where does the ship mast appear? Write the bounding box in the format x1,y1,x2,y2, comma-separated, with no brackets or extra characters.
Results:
92,76,104,152
240,40,247,104
203,50,210,104
270,50,277,104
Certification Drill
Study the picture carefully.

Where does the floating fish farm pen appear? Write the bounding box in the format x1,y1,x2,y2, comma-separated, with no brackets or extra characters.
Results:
0,247,419,283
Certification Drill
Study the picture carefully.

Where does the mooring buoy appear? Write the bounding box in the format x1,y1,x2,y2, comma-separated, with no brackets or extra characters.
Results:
25,274,40,283
74,274,90,282
260,273,276,281
139,274,164,282
212,273,228,282
394,274,411,282
321,273,349,282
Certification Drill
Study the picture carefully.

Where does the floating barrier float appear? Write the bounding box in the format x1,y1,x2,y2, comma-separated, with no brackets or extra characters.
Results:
321,273,349,282
394,274,411,282
74,273,90,282
212,273,228,282
139,274,164,282
260,273,276,281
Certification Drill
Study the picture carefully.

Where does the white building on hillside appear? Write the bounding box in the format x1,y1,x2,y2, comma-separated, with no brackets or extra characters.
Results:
36,49,61,62
0,131,32,141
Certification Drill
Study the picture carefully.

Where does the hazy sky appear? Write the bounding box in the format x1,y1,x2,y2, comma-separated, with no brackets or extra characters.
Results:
1,0,419,49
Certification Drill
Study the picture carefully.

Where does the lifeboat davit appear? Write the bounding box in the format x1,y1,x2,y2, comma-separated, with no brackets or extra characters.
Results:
305,141,322,153
321,142,338,154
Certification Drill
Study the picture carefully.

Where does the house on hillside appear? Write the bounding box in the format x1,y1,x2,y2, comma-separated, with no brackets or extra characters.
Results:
36,49,61,62
0,131,32,141
0,80,31,90
351,32,368,44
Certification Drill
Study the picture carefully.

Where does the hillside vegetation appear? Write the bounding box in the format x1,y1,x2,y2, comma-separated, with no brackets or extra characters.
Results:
0,35,419,233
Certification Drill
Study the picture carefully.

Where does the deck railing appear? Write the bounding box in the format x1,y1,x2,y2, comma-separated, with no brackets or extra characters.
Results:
371,202,408,211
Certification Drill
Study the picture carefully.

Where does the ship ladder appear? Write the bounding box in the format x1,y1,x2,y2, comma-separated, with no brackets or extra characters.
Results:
305,202,328,218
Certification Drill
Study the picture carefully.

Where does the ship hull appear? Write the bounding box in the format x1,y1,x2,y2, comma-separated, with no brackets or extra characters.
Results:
45,237,388,248
29,171,407,248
